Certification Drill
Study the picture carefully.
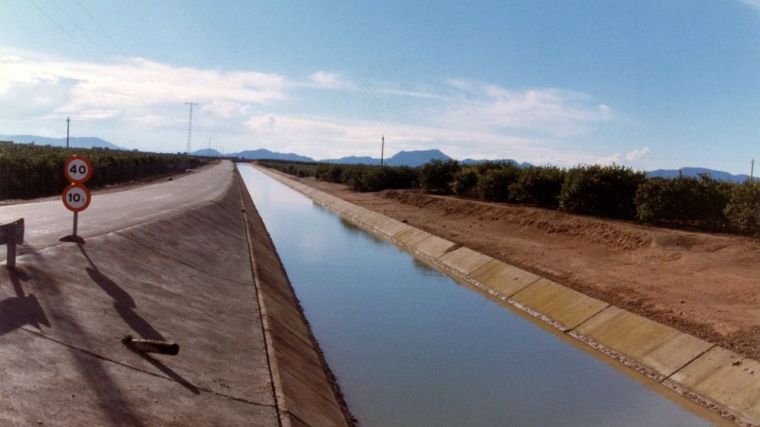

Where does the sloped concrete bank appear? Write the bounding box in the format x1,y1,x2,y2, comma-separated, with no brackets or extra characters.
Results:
237,171,353,426
258,166,760,427
0,169,350,426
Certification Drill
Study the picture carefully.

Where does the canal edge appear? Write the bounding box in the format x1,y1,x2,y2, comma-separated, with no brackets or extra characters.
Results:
257,164,760,427
236,168,355,427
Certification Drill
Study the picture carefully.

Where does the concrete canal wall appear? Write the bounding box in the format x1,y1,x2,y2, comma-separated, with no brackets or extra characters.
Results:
0,169,350,426
237,171,353,427
258,166,760,427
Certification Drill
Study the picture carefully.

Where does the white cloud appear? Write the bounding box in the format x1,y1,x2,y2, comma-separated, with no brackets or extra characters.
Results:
241,112,626,166
243,113,534,156
587,146,651,167
0,47,621,163
595,153,623,166
624,146,651,161
740,0,760,11
308,71,354,90
201,101,252,119
441,80,612,138
374,88,455,102
0,53,288,122
445,78,476,92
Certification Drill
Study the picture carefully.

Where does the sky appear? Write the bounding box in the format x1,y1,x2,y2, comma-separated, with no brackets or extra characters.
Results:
1,1,760,173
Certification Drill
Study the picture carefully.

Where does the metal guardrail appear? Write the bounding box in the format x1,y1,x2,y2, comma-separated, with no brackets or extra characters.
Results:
0,218,24,269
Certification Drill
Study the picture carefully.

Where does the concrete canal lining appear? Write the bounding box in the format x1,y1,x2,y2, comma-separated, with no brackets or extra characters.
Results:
469,259,541,297
0,168,350,426
238,171,352,427
439,247,493,276
574,306,715,380
510,278,610,331
258,165,760,427
668,347,760,423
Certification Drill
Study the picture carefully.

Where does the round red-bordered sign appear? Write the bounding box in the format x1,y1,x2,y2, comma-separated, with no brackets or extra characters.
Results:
64,155,93,184
62,183,92,212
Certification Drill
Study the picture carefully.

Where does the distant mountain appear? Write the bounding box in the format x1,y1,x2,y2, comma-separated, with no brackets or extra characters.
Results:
192,148,224,157
647,167,750,183
385,149,451,167
232,149,315,162
323,155,378,165
325,149,452,167
0,134,120,149
461,158,534,168
17,136,749,185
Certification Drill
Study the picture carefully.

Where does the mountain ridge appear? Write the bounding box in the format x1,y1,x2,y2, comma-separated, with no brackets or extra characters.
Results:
5,134,753,181
323,149,452,167
0,134,121,149
647,167,750,183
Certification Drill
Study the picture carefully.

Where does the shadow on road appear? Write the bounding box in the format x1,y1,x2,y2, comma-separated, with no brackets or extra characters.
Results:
3,258,146,426
78,244,165,341
77,243,200,395
125,344,200,394
0,267,50,336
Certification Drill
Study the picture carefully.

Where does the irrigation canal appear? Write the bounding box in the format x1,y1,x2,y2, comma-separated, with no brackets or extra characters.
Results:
239,164,716,427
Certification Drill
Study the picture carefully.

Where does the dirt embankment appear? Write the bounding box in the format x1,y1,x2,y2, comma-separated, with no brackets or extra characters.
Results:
302,177,760,360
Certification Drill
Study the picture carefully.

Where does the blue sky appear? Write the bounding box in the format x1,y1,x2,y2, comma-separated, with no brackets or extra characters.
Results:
2,1,760,172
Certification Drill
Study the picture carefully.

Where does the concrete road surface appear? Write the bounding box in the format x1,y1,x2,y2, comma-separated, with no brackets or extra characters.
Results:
0,160,233,254
0,166,281,425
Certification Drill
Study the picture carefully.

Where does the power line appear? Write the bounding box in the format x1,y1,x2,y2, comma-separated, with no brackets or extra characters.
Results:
28,0,104,61
48,0,111,59
75,0,128,57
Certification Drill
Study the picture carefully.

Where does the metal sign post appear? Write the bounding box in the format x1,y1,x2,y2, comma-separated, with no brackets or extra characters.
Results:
60,155,93,244
0,219,25,269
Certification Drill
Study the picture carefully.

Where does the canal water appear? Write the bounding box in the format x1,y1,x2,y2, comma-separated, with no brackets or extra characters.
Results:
239,165,715,427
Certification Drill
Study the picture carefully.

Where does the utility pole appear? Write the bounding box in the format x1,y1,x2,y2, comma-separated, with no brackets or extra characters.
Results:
380,135,385,166
185,102,198,154
66,117,70,148
752,158,755,181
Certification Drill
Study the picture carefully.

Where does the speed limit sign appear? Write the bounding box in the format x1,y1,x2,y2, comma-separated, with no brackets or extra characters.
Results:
60,154,93,243
62,183,91,212
64,155,93,184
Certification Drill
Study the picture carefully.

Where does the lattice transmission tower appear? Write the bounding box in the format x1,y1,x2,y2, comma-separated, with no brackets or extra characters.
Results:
185,102,198,154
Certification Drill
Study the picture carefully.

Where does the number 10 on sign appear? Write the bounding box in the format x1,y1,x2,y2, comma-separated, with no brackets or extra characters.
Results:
62,183,91,212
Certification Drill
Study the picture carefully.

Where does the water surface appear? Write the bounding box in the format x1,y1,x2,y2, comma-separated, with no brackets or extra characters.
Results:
239,165,714,427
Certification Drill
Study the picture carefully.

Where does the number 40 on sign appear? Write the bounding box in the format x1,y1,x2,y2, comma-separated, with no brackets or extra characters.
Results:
64,155,93,184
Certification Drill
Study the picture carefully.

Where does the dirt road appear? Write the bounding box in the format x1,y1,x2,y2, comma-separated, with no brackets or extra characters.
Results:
301,177,760,360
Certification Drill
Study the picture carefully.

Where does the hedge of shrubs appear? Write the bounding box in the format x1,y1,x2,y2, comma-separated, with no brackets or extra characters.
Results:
635,175,732,229
0,141,206,200
725,182,760,233
338,164,418,192
420,160,460,194
258,159,760,236
560,165,645,219
261,160,418,192
510,165,565,208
